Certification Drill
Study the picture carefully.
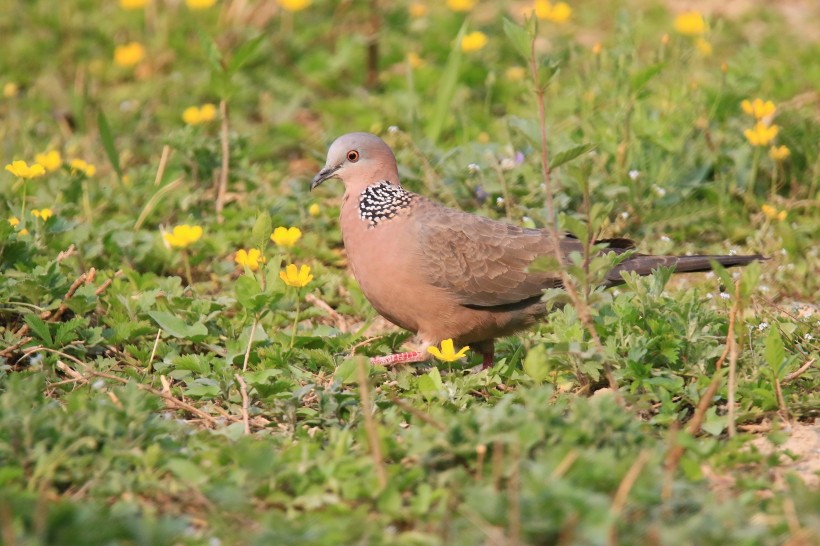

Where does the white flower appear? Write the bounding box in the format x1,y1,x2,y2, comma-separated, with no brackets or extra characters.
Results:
496,196,505,205
660,235,671,242
706,293,714,299
467,163,481,173
620,211,630,220
653,185,666,197
628,169,640,180
719,292,731,300
388,125,399,133
758,322,769,331
500,157,516,170
806,333,813,341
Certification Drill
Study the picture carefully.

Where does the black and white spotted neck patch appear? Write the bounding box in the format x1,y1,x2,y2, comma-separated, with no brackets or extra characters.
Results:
358,181,414,227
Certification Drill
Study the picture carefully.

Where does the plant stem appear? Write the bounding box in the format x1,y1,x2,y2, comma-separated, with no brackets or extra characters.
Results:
182,250,193,286
528,24,618,393
242,315,258,372
20,181,27,224
289,296,301,349
216,99,230,223
82,179,93,223
746,147,761,204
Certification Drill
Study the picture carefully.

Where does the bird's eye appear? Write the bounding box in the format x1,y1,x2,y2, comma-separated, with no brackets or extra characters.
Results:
347,150,359,162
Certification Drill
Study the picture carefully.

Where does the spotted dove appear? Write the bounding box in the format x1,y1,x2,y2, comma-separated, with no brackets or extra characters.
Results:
311,132,762,368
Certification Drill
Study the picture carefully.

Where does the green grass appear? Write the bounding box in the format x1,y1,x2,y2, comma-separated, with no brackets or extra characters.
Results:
1,1,818,544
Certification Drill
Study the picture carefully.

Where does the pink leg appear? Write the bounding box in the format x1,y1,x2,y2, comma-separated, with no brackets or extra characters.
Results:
475,341,495,369
370,351,430,366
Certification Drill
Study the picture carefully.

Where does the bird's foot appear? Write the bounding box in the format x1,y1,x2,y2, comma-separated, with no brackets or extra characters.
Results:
370,351,429,366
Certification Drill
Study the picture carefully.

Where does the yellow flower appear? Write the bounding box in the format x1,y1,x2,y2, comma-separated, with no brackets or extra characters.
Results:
182,104,217,125
695,38,712,56
534,1,572,24
277,0,310,12
35,150,62,172
186,0,217,9
163,224,203,248
69,159,96,177
461,31,488,53
769,145,790,162
741,98,776,120
279,264,313,287
674,11,706,36
407,52,425,69
308,203,321,217
114,42,146,67
409,2,427,18
8,217,27,235
120,0,148,9
505,66,526,81
761,204,787,222
3,82,18,98
592,42,602,55
427,339,470,362
271,226,302,247
744,123,779,147
32,208,54,221
235,248,265,271
446,0,475,12
5,161,46,179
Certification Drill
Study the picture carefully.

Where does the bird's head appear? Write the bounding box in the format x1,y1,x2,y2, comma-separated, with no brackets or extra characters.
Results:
311,132,400,194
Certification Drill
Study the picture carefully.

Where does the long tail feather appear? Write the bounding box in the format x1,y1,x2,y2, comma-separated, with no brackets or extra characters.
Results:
607,254,764,285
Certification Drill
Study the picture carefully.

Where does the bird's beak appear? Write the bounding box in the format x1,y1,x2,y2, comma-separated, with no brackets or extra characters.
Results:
310,164,340,191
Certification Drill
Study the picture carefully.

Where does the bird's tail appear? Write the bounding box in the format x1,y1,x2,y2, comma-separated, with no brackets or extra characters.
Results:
606,254,764,285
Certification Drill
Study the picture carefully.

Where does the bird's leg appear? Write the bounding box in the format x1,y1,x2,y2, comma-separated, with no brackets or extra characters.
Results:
370,351,429,366
474,340,495,369
370,340,431,367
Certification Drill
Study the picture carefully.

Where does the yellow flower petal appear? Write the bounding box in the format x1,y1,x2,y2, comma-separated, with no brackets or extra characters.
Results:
279,263,313,287
461,31,487,53
186,0,217,9
164,224,203,248
35,150,62,172
4,160,46,179
114,42,146,67
120,0,148,9
446,0,475,12
769,145,790,162
271,226,303,247
277,0,311,12
674,11,706,36
427,338,470,362
535,1,572,23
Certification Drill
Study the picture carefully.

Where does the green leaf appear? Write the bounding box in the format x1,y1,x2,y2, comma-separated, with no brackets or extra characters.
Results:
251,211,272,251
523,344,549,384
334,358,360,384
702,407,726,436
25,314,52,346
551,143,596,170
630,63,665,93
235,273,262,311
147,311,208,341
764,328,785,372
198,31,224,73
503,17,531,62
426,20,467,143
97,110,121,179
418,368,444,401
227,35,266,74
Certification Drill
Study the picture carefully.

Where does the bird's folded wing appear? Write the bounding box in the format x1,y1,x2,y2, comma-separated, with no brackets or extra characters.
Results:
414,203,564,308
